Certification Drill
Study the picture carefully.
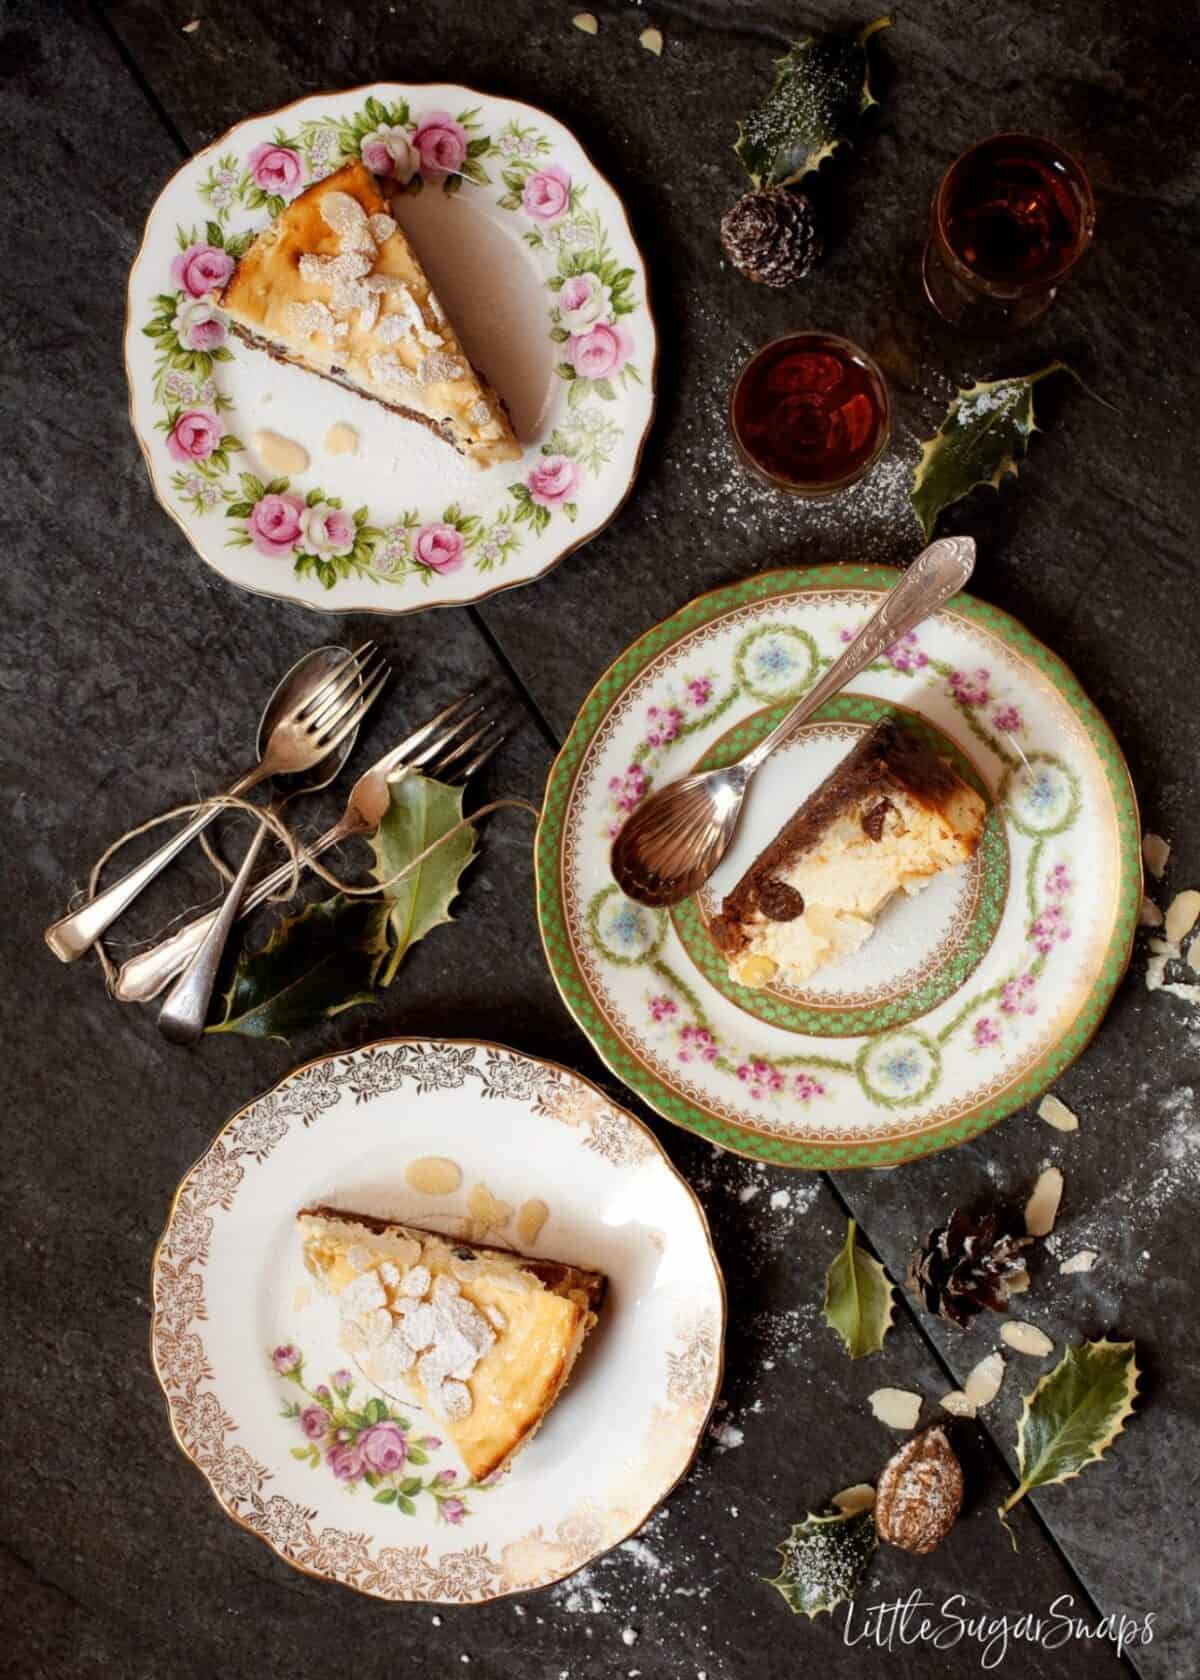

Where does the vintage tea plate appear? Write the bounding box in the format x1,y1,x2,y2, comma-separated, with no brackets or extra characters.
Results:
536,566,1141,1168
126,84,656,615
151,1040,724,1602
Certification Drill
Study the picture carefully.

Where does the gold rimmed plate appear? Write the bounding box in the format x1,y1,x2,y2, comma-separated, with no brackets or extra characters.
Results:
125,84,656,615
151,1039,724,1602
536,566,1141,1168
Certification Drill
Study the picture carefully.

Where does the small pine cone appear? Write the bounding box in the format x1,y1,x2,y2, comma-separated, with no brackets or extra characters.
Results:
720,186,822,287
908,1208,1033,1329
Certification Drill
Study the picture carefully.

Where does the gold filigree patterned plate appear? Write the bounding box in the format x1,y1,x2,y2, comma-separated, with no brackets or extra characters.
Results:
150,1040,724,1602
536,566,1142,1168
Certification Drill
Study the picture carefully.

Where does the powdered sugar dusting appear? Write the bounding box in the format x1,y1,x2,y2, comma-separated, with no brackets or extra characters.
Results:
663,329,922,566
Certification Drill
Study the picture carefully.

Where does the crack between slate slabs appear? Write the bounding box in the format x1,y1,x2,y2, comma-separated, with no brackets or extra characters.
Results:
466,608,562,756
824,1171,1146,1680
87,1,193,162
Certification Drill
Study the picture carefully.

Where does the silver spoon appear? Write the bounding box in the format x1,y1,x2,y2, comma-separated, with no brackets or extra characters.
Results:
611,537,976,907
156,645,381,1044
45,643,384,962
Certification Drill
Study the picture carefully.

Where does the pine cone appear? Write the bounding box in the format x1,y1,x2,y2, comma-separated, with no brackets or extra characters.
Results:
720,187,822,287
908,1209,1033,1329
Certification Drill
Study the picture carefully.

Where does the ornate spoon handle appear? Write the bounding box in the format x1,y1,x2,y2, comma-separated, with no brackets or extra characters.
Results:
742,537,976,775
157,820,270,1044
44,764,263,962
114,823,350,1003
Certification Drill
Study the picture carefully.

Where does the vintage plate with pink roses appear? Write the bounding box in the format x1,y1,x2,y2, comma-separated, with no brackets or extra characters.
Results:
151,1039,724,1603
125,85,656,615
536,566,1142,1169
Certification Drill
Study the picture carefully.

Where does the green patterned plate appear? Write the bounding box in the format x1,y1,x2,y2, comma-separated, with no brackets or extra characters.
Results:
535,566,1141,1168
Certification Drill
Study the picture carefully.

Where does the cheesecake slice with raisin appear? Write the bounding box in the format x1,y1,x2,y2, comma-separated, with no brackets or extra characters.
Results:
711,716,987,989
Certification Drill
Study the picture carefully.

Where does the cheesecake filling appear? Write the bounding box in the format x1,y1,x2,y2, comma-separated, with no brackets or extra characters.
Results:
730,785,984,988
218,165,520,467
296,1211,604,1480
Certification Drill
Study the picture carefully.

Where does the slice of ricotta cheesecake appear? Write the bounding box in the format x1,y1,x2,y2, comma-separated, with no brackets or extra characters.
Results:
297,1206,605,1481
712,715,987,989
218,160,521,467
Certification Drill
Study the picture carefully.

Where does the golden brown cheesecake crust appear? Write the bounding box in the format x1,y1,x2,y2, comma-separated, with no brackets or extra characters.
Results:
218,161,521,467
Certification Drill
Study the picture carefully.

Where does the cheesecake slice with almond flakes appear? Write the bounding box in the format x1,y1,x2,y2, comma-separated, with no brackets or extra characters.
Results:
218,160,521,468
297,1206,605,1481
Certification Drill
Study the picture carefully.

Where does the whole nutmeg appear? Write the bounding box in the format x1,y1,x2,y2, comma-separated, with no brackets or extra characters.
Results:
874,1425,963,1554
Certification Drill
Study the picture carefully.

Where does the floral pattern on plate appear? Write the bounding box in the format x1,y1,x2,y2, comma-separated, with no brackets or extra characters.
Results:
536,566,1142,1168
152,1040,723,1601
127,86,655,613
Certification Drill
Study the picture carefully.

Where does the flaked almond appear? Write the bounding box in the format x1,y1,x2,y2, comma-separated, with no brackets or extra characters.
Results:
516,1197,549,1246
1060,1249,1098,1274
1025,1166,1064,1236
181,17,200,31
939,1389,976,1419
1165,889,1200,946
869,1387,922,1430
467,1181,512,1235
963,1350,1005,1409
1037,1094,1079,1132
572,11,599,33
736,953,778,988
639,25,664,55
1000,1320,1054,1357
875,1426,963,1554
832,1483,876,1515
1143,832,1170,878
1140,896,1164,928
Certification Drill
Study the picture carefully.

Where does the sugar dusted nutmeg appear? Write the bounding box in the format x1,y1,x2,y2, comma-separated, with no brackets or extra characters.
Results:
874,1425,963,1554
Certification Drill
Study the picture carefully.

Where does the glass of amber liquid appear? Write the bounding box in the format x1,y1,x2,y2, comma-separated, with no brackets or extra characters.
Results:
729,332,890,497
923,133,1096,330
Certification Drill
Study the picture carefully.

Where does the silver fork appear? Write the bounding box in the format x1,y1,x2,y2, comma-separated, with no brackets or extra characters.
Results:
45,642,389,962
114,693,503,1004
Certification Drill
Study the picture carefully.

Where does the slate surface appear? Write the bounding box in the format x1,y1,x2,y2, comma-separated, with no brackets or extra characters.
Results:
3,1,1198,1676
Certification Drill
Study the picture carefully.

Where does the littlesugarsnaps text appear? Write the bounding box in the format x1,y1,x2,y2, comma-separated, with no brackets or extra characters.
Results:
843,1591,1155,1669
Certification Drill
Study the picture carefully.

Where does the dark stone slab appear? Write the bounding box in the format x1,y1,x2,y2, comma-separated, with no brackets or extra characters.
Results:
3,0,1196,1675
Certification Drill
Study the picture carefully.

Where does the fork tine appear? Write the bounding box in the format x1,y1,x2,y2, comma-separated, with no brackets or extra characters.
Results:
427,719,495,776
295,638,378,719
406,704,487,769
375,692,478,774
449,731,505,784
305,652,389,735
296,642,379,723
314,666,390,754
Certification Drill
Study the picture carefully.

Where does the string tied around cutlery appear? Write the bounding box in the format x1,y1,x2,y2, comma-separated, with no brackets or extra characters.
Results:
80,792,541,989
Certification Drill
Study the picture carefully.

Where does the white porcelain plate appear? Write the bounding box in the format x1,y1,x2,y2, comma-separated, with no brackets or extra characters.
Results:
536,567,1142,1168
151,1041,723,1602
126,85,656,615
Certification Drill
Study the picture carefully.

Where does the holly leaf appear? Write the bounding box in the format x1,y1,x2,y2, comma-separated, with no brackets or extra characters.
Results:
911,363,1067,540
206,894,389,1040
734,16,892,189
999,1339,1139,1539
822,1218,895,1358
765,1508,877,1617
370,775,478,987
